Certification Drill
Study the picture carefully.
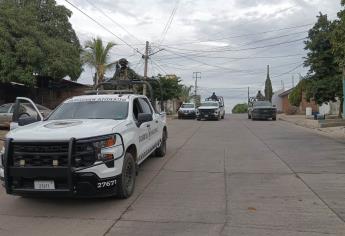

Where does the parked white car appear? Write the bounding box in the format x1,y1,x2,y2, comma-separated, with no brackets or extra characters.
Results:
0,94,167,198
177,103,196,119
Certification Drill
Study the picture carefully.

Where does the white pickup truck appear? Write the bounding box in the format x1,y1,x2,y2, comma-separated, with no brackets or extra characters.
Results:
0,93,167,198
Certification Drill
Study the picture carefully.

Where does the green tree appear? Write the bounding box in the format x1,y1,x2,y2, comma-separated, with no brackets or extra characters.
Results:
290,13,342,113
333,0,345,69
264,65,273,102
303,13,341,105
82,37,117,86
0,0,82,85
150,74,183,101
332,0,345,114
232,103,248,114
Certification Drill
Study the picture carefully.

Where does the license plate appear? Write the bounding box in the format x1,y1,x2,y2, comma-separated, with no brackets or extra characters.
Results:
34,180,55,190
205,115,209,117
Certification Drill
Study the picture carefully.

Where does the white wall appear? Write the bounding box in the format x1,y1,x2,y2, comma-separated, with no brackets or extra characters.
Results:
319,99,340,115
272,89,284,113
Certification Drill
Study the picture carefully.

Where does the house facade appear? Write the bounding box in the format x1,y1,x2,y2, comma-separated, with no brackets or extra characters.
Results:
0,78,91,109
278,89,318,115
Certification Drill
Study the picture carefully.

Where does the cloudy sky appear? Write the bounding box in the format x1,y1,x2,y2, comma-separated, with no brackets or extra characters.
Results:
56,0,342,111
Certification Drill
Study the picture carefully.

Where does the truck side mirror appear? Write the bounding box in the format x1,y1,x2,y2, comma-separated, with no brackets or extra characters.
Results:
138,113,153,124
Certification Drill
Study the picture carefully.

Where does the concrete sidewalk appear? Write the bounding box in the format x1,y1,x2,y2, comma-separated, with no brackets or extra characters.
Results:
279,114,319,128
279,114,345,141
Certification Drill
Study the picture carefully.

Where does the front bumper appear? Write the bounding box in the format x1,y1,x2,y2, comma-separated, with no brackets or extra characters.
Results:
6,170,120,198
3,134,125,198
252,112,276,119
197,113,219,120
178,112,196,118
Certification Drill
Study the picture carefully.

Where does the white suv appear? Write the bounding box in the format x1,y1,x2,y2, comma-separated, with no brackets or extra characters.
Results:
1,94,167,198
177,103,196,119
196,101,225,121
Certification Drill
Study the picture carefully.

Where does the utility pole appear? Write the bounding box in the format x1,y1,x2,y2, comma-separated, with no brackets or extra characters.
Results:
292,75,295,88
193,72,201,106
248,86,250,104
193,72,201,97
143,41,149,96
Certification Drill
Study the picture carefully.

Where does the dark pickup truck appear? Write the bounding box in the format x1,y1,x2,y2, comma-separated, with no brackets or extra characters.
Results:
248,101,277,121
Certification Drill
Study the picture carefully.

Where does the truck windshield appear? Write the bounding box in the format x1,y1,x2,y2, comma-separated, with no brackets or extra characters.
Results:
200,102,219,107
254,101,272,107
48,101,129,120
181,104,194,108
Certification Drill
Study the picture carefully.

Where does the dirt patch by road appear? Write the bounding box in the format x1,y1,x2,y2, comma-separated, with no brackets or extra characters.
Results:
0,130,7,149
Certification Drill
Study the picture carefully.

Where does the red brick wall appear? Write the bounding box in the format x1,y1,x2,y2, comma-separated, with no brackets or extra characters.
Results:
299,92,318,113
281,93,318,114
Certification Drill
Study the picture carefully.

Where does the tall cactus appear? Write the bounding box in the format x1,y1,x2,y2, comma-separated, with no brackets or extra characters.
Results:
265,65,273,102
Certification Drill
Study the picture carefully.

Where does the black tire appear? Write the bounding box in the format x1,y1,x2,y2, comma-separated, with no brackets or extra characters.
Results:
221,114,225,119
117,152,136,199
197,118,201,121
155,130,167,157
272,117,276,121
248,114,251,119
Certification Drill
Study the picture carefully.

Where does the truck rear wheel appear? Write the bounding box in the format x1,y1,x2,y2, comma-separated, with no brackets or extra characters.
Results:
117,152,136,198
155,130,167,157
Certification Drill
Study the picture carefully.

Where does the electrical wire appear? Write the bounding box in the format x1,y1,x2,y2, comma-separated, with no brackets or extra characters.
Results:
83,0,142,44
154,52,305,61
64,0,144,55
163,37,306,53
150,59,168,75
271,63,304,78
157,0,180,47
159,23,312,46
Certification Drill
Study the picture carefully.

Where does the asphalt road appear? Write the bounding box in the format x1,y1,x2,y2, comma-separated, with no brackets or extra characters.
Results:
0,115,345,236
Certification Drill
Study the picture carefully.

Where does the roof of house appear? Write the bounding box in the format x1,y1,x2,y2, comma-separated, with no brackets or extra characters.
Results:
278,88,294,97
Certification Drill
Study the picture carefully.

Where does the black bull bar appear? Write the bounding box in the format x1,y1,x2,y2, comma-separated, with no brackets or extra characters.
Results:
3,133,125,196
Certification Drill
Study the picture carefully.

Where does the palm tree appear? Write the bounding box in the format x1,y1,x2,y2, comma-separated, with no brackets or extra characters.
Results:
179,85,193,102
82,37,117,86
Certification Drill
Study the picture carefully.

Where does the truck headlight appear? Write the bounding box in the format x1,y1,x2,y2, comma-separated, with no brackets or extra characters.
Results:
75,134,124,168
92,135,116,161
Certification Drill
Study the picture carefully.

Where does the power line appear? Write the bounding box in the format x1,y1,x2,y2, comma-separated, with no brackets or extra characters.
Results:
240,30,308,47
64,0,144,55
157,0,180,47
150,59,168,75
150,59,156,76
83,0,142,44
271,63,304,79
159,23,312,46
154,52,305,61
163,37,306,53
161,49,304,76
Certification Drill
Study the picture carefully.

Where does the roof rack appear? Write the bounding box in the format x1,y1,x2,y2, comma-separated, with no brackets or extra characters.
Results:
84,90,134,95
86,79,164,112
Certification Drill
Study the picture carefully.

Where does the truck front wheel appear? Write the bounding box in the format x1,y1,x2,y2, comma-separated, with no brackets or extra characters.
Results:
117,152,136,198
